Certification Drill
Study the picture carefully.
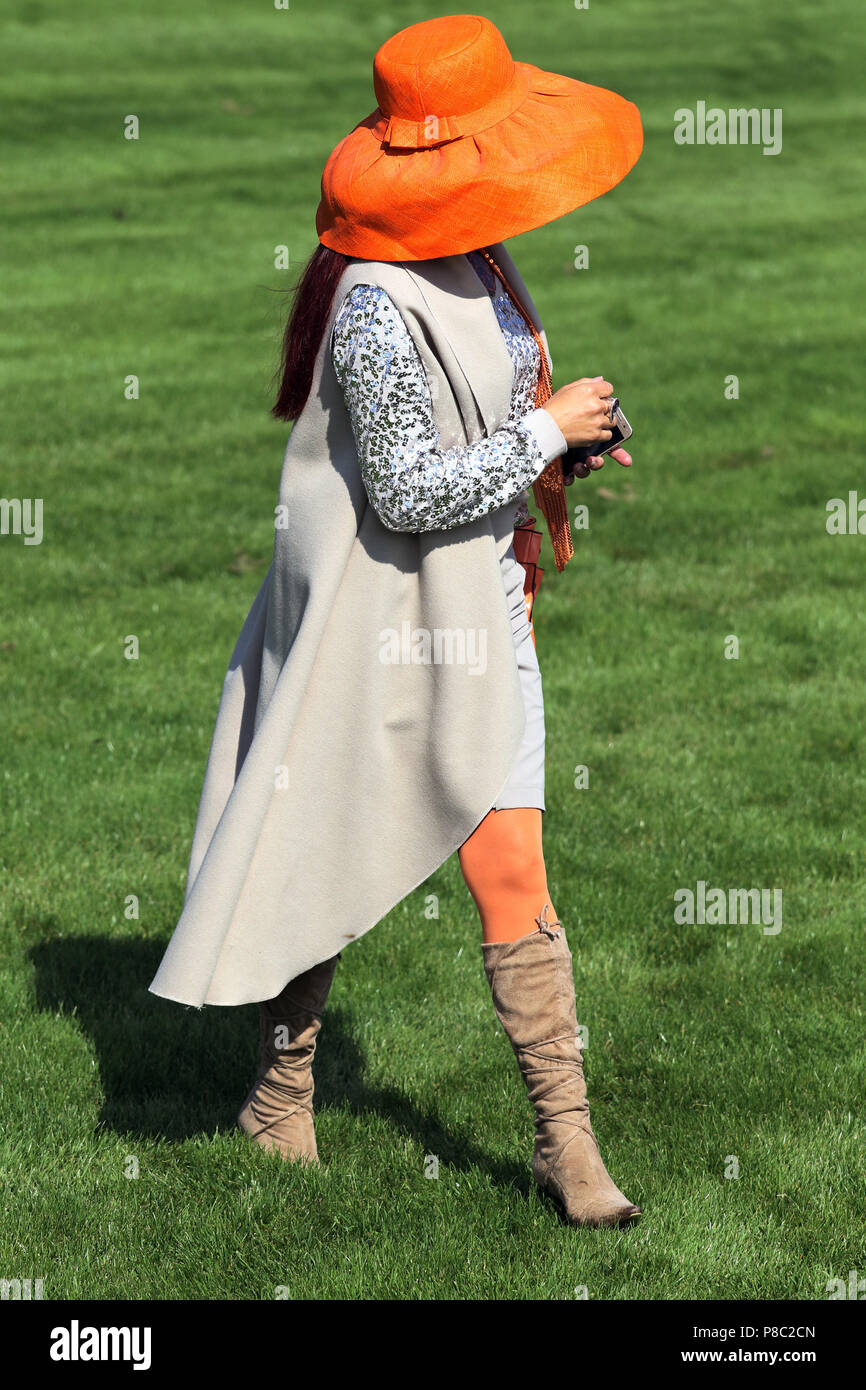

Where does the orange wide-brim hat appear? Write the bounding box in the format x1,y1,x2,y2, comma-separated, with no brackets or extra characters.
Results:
316,13,643,262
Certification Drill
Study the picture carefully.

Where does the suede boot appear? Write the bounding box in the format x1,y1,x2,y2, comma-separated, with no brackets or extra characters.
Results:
482,908,640,1227
237,954,339,1163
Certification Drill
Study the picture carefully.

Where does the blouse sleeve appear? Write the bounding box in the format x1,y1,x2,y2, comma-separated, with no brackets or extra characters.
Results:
330,284,566,534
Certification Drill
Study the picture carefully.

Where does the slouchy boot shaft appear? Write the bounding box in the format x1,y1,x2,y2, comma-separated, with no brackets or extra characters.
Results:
483,913,640,1227
238,954,340,1163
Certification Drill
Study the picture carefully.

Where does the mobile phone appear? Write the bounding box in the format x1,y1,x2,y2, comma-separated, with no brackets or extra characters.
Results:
564,400,633,469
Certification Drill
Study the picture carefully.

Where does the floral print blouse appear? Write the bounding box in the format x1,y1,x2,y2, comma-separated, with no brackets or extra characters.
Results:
330,249,567,533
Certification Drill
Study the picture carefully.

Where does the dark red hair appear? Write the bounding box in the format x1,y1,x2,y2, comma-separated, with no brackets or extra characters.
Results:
272,243,350,422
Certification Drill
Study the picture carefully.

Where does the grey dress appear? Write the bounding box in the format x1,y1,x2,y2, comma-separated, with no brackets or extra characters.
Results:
330,249,567,812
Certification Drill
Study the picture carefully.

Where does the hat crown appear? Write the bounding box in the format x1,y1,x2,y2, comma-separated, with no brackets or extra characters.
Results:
373,14,515,123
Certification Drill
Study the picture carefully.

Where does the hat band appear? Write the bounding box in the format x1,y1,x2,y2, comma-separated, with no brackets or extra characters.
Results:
376,64,532,149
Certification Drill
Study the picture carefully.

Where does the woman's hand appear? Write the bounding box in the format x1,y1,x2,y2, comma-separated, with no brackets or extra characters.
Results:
542,375,632,482
541,375,616,446
563,443,632,483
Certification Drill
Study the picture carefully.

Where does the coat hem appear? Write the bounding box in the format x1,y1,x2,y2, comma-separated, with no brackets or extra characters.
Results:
147,751,525,1009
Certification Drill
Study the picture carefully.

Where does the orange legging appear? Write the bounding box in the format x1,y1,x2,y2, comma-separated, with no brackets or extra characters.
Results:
458,807,558,943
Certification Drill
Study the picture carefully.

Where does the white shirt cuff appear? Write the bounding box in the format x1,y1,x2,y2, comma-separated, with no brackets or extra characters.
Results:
517,406,568,464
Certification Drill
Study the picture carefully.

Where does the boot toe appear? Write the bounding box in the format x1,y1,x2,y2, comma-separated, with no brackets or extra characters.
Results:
537,1151,642,1228
238,1097,319,1164
560,1195,642,1228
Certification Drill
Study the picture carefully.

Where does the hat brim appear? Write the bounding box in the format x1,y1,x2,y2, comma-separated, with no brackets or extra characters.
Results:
316,63,643,261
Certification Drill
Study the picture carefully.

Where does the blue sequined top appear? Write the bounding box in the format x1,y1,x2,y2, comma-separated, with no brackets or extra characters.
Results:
330,249,566,533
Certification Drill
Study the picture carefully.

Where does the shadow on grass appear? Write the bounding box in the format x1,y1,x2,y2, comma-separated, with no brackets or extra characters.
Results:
29,934,529,1193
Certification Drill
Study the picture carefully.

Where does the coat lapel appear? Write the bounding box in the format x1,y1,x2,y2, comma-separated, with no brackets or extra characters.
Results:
400,250,515,436
401,243,552,435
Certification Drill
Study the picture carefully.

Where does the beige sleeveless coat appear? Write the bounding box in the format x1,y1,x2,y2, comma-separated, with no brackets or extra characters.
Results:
149,241,553,1006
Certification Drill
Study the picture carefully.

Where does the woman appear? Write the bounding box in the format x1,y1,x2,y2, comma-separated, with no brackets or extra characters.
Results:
150,14,643,1228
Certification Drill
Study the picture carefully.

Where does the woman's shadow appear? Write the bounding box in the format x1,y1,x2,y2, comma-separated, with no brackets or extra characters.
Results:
29,932,528,1192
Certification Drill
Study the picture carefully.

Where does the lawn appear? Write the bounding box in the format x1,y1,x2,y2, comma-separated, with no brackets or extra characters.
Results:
1,0,863,1299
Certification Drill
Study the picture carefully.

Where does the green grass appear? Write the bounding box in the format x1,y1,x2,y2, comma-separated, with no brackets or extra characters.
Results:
1,0,864,1300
